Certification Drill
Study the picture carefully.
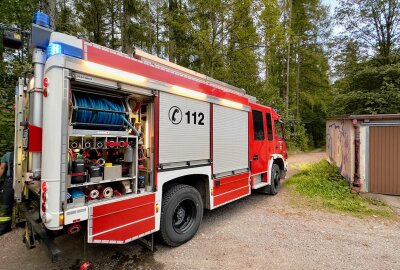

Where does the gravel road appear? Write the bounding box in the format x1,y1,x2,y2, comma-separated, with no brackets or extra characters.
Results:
1,150,399,270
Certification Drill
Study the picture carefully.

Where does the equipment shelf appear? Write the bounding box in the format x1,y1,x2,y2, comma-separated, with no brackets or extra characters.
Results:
86,190,155,206
69,176,136,188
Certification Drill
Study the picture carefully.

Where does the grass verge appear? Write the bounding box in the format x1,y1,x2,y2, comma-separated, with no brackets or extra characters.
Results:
285,161,395,218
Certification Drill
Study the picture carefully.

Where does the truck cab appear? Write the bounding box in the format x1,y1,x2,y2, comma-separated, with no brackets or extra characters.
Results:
250,103,287,193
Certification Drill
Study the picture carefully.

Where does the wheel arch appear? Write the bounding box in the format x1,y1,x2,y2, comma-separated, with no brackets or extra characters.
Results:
160,172,211,209
273,157,286,179
267,154,287,183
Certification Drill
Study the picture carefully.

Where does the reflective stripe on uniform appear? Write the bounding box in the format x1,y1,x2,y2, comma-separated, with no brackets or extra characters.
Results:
0,216,11,222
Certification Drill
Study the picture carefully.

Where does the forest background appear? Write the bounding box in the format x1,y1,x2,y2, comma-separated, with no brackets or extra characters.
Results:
1,0,399,156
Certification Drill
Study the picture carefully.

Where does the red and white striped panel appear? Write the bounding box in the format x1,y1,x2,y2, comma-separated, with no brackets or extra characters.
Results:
83,43,249,105
88,193,156,244
213,173,250,208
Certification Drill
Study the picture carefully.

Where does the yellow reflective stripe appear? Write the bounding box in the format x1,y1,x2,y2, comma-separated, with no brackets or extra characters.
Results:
0,216,11,222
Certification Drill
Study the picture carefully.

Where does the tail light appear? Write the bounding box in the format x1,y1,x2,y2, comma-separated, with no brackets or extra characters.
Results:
41,181,47,213
41,202,47,212
41,181,47,192
41,192,47,202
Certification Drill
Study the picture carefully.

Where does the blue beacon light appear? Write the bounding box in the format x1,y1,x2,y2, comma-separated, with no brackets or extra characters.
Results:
33,11,51,29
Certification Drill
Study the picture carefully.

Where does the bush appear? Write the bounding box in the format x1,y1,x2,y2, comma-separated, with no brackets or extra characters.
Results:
285,121,310,152
0,104,14,157
286,161,394,217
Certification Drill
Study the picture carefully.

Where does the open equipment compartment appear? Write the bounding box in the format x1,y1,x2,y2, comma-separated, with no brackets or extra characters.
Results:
63,74,157,233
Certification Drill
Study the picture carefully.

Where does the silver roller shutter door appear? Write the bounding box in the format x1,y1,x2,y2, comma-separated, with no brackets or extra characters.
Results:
159,92,210,164
213,104,248,175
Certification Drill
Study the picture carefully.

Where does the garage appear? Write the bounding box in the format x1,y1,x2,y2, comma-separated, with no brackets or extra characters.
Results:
369,126,400,195
327,115,400,195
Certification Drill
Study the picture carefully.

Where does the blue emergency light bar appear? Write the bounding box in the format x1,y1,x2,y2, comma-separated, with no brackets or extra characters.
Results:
47,42,61,55
47,42,82,59
33,11,51,29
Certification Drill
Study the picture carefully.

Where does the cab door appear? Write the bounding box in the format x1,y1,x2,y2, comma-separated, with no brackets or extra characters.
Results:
250,105,268,178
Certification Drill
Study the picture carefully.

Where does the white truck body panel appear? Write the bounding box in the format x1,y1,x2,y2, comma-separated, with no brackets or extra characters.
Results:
159,92,210,164
213,105,249,175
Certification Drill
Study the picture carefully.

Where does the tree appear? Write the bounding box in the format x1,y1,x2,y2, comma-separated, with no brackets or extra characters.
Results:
75,0,108,45
332,61,400,115
190,0,226,77
259,0,286,106
165,0,193,65
336,0,400,61
332,1,400,117
225,0,260,97
0,0,37,156
148,0,167,57
0,0,336,151
55,0,79,34
289,0,332,147
105,0,120,49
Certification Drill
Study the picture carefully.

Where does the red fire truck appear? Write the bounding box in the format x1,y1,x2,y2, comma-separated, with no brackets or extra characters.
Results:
11,11,287,261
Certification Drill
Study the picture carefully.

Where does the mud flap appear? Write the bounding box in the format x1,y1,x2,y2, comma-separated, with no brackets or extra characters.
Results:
138,233,154,251
21,204,61,262
87,193,156,244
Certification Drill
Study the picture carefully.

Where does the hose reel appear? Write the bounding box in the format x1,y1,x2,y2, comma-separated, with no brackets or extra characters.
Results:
71,92,127,131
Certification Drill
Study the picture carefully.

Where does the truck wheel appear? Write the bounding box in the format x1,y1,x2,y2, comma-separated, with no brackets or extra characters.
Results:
268,164,281,195
257,164,281,195
158,184,203,247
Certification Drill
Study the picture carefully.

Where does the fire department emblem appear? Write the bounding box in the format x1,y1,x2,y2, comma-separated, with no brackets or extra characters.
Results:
168,106,182,125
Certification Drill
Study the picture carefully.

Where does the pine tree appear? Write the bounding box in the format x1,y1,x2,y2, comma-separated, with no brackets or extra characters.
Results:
226,0,260,96
259,0,286,107
56,0,79,34
190,0,226,77
165,0,193,66
288,0,332,146
75,0,108,45
148,0,167,56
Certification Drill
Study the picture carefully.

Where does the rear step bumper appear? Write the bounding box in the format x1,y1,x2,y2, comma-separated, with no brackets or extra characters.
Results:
20,204,62,262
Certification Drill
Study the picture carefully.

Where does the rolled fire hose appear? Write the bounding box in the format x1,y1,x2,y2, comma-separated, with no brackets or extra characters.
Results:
97,158,106,166
88,189,99,200
96,141,103,148
103,187,114,199
70,142,78,149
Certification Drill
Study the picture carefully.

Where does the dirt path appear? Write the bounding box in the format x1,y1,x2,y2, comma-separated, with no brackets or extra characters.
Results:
286,149,327,177
1,150,399,270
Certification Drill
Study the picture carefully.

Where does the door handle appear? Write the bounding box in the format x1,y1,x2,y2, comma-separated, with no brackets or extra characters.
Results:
253,155,259,160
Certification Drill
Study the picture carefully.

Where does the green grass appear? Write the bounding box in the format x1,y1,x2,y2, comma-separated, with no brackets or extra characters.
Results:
285,161,395,217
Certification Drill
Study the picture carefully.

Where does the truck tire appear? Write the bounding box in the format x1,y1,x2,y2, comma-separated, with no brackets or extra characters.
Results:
268,164,281,195
257,164,281,195
158,184,203,247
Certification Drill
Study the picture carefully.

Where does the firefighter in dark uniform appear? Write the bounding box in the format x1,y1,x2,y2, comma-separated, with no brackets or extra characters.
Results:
0,151,14,235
